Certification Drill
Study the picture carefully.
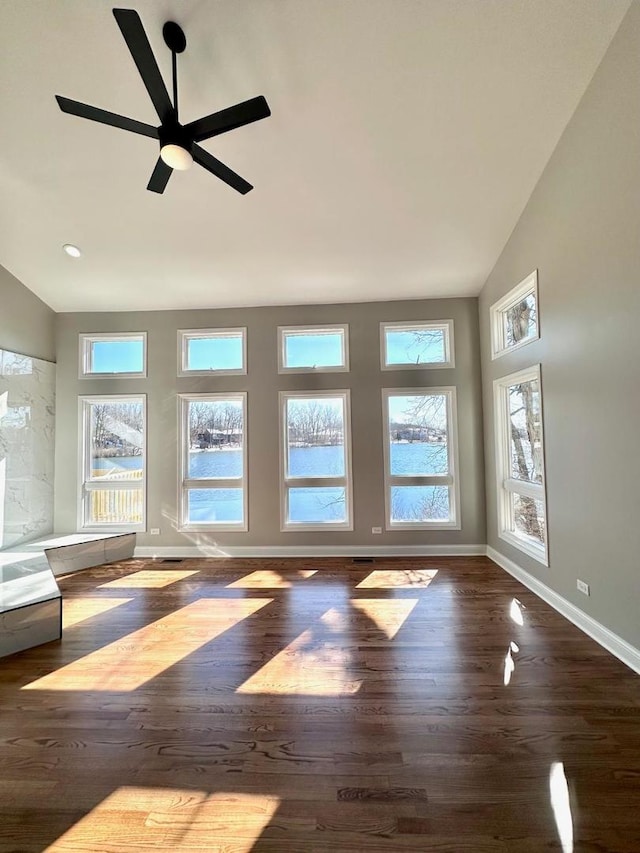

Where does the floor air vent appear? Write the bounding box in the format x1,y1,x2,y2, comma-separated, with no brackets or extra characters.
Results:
352,557,375,563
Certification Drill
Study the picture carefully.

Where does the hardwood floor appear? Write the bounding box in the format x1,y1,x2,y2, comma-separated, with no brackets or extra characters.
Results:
0,556,639,852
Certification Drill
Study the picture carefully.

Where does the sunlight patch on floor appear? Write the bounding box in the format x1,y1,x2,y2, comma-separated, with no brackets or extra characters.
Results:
98,569,199,588
356,568,438,589
510,597,525,626
351,598,419,639
62,597,133,629
237,617,360,696
44,787,279,851
23,598,272,692
550,762,574,853
227,569,317,588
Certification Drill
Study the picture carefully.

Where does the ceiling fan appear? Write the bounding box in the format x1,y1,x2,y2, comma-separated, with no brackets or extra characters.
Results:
55,8,271,194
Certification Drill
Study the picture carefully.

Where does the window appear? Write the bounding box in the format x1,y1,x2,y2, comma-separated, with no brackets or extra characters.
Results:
494,365,548,564
278,325,349,373
280,391,352,529
381,321,454,369
178,328,246,376
490,271,539,359
179,394,247,530
382,388,460,529
80,333,146,377
79,396,146,530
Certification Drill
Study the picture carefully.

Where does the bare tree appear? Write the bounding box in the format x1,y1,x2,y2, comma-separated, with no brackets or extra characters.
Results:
403,329,445,364
91,402,143,456
287,401,343,447
507,305,544,542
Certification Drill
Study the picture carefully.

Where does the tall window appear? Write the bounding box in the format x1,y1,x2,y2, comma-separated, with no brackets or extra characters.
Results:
382,388,459,529
179,394,247,530
278,325,349,373
490,271,539,359
79,396,146,530
381,321,454,369
494,365,548,564
80,333,146,377
280,391,352,529
178,328,246,376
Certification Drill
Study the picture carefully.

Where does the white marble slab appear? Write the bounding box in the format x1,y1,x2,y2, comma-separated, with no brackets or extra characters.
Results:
0,348,55,549
0,598,61,659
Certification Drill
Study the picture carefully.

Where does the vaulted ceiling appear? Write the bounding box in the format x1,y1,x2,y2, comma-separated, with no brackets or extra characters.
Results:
0,0,631,311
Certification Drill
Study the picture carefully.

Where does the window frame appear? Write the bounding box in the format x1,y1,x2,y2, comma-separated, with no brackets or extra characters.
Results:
490,271,539,360
77,394,147,532
178,392,248,532
380,320,455,370
277,324,349,374
382,386,461,530
177,327,247,377
79,333,147,378
279,389,353,531
493,364,549,565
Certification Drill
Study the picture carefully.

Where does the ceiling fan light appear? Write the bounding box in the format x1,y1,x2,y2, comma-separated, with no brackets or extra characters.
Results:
160,144,193,171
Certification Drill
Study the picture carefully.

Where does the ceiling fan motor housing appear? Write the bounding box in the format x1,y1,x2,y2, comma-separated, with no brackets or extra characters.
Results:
158,122,192,154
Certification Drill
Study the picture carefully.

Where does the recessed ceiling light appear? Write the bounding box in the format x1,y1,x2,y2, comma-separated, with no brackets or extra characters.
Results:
62,243,81,258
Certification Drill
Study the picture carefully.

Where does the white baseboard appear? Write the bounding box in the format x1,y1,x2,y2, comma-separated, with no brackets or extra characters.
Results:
487,546,640,675
134,544,486,559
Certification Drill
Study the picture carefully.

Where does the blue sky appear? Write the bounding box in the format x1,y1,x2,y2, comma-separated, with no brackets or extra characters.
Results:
187,336,243,371
92,340,144,374
285,332,343,368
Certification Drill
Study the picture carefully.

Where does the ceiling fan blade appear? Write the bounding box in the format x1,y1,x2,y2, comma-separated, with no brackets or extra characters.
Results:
113,8,174,124
185,96,271,142
192,145,253,194
147,158,173,193
55,96,159,139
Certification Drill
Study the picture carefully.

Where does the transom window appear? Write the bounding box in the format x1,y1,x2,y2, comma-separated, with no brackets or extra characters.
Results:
490,271,539,359
178,394,247,530
280,391,352,529
80,333,146,377
382,388,460,529
494,365,548,564
381,321,454,369
178,328,246,375
79,395,146,530
278,325,349,373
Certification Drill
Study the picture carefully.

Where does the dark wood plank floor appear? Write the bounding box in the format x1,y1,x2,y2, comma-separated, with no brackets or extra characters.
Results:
0,556,639,852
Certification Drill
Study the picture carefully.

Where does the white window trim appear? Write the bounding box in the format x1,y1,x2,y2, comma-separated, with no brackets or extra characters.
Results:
177,328,247,377
79,333,147,378
493,364,549,565
382,387,461,530
380,320,455,370
277,324,349,374
490,271,539,360
178,393,248,532
77,394,147,532
279,390,353,531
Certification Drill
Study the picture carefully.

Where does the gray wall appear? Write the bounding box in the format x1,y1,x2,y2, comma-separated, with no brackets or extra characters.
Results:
0,264,55,363
55,298,485,549
479,3,640,648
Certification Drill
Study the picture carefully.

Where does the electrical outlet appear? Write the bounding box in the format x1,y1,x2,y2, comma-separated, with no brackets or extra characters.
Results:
150,528,160,536
372,526,382,534
577,579,590,596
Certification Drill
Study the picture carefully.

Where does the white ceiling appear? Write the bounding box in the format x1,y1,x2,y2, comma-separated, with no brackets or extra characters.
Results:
0,0,631,312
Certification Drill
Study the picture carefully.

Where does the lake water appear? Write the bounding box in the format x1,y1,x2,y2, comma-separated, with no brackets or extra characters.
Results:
95,443,449,523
